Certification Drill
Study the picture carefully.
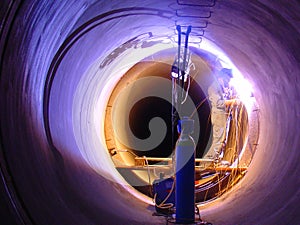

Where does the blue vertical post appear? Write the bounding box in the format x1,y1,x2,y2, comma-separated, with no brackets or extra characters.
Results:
175,117,195,224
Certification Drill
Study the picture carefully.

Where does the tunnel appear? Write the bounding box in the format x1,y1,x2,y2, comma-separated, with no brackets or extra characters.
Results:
0,0,300,225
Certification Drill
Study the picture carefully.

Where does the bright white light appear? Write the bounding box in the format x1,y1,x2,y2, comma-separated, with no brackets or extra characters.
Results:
230,74,254,110
200,37,255,112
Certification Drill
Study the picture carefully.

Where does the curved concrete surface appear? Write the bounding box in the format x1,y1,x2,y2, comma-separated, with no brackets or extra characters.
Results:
0,1,299,225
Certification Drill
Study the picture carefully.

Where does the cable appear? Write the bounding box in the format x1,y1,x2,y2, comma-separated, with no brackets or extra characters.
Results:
153,177,175,210
181,72,190,104
153,131,181,212
189,97,208,118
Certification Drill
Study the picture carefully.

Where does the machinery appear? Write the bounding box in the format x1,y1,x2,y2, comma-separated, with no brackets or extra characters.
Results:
152,26,208,224
109,22,251,225
152,173,175,215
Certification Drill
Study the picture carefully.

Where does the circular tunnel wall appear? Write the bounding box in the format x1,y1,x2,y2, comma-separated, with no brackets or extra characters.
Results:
0,1,300,225
105,53,212,158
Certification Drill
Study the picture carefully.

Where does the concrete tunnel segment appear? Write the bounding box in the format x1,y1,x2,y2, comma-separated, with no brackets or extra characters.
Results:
0,1,300,224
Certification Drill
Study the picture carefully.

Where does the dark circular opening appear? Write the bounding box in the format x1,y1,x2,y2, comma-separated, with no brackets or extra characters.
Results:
128,77,211,159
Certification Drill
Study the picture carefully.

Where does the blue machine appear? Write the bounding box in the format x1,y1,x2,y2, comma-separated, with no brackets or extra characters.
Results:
152,173,175,215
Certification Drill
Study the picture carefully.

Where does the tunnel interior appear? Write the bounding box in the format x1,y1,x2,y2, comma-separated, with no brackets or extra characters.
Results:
106,52,212,160
104,47,253,200
0,1,300,225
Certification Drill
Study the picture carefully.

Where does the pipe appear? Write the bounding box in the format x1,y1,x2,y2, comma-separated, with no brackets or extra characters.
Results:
0,1,299,225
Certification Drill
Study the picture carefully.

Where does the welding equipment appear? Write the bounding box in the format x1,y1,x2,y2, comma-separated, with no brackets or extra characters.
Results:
152,173,175,215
